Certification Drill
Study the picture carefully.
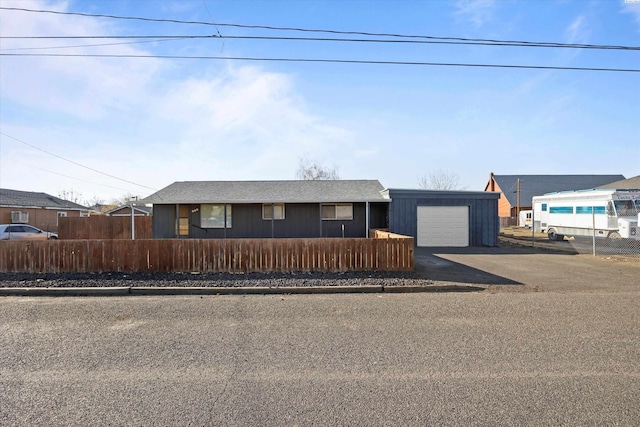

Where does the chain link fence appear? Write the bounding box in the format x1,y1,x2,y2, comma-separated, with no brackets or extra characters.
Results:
500,227,640,258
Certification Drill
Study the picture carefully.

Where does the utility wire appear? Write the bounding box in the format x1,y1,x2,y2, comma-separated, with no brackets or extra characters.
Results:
0,37,187,51
2,34,638,51
200,0,225,52
200,0,222,38
0,132,158,191
2,6,637,51
26,164,138,193
1,52,638,73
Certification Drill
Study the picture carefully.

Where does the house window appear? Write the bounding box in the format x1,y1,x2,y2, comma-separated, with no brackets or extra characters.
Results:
80,211,90,218
322,203,353,220
11,211,28,223
262,203,285,220
176,205,190,236
541,204,547,212
201,204,232,228
57,211,68,225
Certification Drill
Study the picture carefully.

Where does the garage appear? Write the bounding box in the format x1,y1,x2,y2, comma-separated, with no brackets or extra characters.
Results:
383,189,500,247
417,206,469,247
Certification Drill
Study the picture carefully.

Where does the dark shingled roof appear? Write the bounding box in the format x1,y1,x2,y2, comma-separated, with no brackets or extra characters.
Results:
0,188,87,210
142,180,389,204
490,175,626,206
598,175,640,190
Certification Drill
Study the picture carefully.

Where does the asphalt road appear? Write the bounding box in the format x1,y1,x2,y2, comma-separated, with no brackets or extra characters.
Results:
2,288,639,426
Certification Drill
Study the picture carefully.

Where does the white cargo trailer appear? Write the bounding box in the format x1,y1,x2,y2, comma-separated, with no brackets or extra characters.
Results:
532,189,640,241
519,210,533,228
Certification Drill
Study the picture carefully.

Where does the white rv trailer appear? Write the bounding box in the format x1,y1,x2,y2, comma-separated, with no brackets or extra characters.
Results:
532,189,640,241
519,210,533,228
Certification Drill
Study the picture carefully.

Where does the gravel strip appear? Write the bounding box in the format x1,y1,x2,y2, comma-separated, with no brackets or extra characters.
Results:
0,271,436,288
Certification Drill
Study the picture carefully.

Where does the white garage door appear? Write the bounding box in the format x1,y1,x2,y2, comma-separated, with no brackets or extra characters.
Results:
417,206,469,247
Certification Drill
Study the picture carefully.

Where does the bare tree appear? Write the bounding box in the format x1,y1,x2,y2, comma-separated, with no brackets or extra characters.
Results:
86,196,105,206
58,189,83,204
110,193,139,206
296,158,340,180
417,170,465,190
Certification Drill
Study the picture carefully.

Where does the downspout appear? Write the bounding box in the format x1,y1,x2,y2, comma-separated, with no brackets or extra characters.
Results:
175,204,180,238
366,201,370,238
271,203,275,238
224,204,227,239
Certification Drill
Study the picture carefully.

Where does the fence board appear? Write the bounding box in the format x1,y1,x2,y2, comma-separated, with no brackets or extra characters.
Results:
0,236,414,274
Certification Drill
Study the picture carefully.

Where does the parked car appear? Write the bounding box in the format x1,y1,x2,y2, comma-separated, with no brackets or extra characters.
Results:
0,224,58,240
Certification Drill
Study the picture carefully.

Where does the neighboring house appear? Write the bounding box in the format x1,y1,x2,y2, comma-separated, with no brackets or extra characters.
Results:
484,173,626,226
106,205,153,217
141,180,390,239
0,188,90,233
598,175,640,189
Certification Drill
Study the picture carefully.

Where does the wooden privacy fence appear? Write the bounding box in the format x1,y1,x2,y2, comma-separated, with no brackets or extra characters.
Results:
0,237,414,273
58,216,152,240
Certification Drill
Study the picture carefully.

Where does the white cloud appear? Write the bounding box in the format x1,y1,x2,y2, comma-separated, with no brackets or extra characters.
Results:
622,2,640,28
0,0,165,119
565,15,588,44
0,1,356,198
454,0,496,27
154,65,353,176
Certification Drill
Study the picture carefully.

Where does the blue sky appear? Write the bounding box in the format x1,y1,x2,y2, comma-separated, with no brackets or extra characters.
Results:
1,0,639,204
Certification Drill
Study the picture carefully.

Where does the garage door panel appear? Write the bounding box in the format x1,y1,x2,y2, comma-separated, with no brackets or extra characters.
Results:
417,206,469,247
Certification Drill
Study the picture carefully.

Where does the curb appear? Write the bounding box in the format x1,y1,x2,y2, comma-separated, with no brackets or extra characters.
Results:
131,285,384,295
0,287,131,297
0,284,484,297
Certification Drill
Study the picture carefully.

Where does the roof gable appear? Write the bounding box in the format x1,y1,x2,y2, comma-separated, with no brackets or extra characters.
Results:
106,205,153,216
0,188,88,210
490,175,626,206
142,180,389,204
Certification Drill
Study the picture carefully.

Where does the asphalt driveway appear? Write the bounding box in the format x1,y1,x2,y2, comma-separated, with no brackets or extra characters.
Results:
415,244,640,293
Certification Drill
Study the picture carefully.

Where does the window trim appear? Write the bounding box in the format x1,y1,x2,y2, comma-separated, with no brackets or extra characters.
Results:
321,203,354,220
262,203,285,220
11,211,29,223
200,203,232,229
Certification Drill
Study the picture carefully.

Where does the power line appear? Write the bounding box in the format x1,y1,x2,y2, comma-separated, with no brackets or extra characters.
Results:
2,34,638,51
2,6,637,52
200,0,222,38
0,132,158,191
1,52,638,73
25,164,137,193
0,37,188,51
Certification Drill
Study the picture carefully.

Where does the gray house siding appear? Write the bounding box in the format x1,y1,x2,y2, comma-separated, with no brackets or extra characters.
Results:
152,204,178,238
386,189,500,247
152,202,389,239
